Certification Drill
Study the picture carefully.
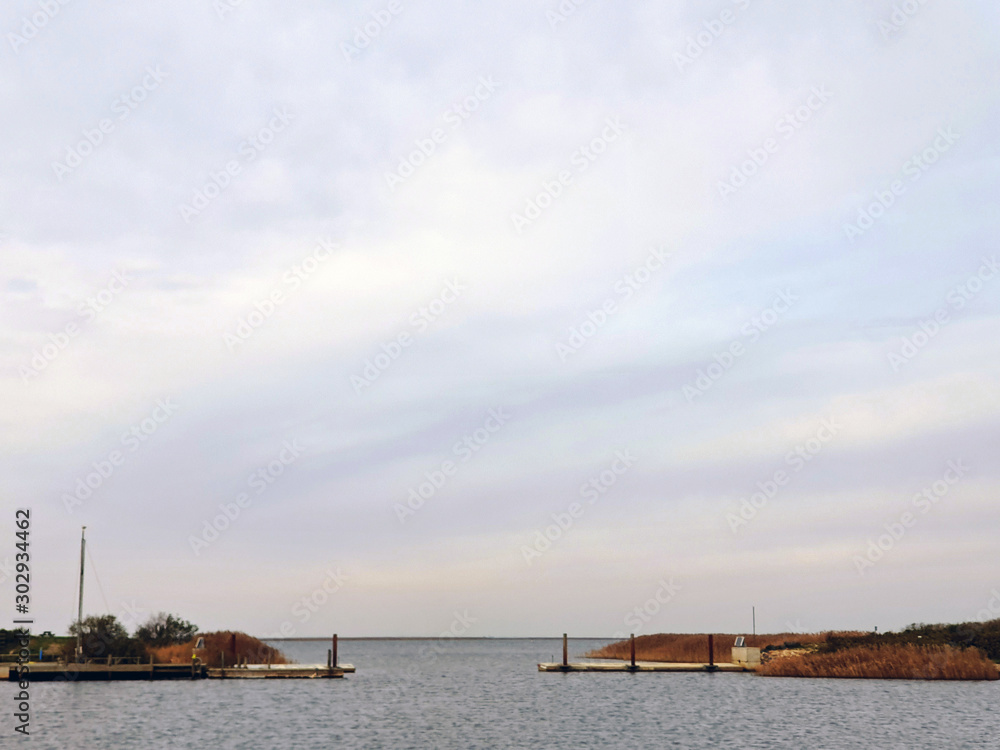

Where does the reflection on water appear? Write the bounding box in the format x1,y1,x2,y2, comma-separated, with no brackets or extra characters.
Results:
14,638,1000,749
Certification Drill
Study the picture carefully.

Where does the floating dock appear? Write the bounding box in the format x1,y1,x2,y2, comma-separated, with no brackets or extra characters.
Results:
539,633,760,674
538,660,752,673
4,663,200,682
208,664,344,679
3,663,353,681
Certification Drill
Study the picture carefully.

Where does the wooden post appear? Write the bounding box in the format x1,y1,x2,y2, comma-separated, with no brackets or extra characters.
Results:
630,634,636,668
562,633,568,667
230,632,237,667
327,649,332,670
708,634,714,667
332,634,338,669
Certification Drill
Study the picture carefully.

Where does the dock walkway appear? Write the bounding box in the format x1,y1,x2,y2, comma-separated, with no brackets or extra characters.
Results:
3,663,355,681
538,660,753,673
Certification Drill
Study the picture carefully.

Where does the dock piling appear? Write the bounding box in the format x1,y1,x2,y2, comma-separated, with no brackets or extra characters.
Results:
332,634,338,669
562,634,568,668
630,634,636,669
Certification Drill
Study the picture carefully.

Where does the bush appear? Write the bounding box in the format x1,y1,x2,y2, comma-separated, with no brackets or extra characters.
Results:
822,620,1000,662
134,612,198,647
68,615,146,660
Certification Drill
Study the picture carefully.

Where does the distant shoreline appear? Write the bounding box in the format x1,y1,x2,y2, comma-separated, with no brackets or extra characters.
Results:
264,636,614,641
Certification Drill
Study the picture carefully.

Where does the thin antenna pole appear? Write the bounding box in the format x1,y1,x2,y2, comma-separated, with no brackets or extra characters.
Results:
77,527,86,662
752,606,756,637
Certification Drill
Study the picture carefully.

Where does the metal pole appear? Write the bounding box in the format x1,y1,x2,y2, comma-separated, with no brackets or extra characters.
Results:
332,634,338,668
752,607,756,637
76,527,86,662
630,634,636,668
708,634,714,667
562,633,568,667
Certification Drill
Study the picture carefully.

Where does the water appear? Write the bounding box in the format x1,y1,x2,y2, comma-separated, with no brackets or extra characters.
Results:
13,638,1000,748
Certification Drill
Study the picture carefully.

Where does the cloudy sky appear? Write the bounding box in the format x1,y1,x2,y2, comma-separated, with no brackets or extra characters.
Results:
2,0,999,639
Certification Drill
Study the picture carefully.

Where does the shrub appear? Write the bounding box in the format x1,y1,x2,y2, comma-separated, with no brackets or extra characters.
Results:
67,615,146,660
134,612,198,647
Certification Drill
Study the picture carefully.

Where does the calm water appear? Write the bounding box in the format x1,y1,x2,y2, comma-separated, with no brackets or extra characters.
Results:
12,638,1000,748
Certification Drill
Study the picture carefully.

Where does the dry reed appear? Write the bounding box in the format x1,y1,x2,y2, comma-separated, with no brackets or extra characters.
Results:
759,644,999,680
149,631,289,667
586,632,832,663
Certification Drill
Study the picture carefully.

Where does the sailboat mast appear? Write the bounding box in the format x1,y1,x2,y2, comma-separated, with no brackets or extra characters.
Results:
76,526,86,661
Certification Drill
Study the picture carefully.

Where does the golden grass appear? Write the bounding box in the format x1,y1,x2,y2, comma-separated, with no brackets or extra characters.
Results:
587,633,834,663
149,631,289,667
759,644,999,680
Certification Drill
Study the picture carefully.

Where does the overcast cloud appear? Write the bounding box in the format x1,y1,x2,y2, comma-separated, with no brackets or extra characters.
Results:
2,0,999,637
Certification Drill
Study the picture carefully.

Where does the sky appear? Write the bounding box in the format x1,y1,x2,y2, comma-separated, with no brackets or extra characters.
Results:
1,0,999,639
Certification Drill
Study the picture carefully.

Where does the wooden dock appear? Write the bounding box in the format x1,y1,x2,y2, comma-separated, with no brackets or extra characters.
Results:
4,663,199,681
208,665,344,679
539,633,760,673
538,660,752,673
3,663,354,681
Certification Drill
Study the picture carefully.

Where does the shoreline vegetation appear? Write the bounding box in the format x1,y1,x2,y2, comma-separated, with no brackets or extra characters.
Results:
149,631,290,667
2,612,290,668
586,632,834,663
587,620,1000,680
